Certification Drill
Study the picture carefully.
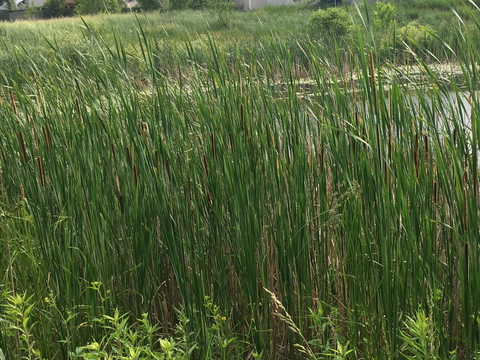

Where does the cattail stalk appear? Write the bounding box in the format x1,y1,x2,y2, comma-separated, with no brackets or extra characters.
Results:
134,164,138,187
188,175,192,200
362,127,367,151
211,132,215,159
203,155,209,176
464,242,469,283
229,132,234,155
76,98,83,124
29,116,39,152
126,146,131,165
369,51,378,115
414,150,418,178
266,123,270,148
111,143,117,162
241,104,244,131
376,123,381,169
166,159,171,182
46,126,52,147
424,134,429,161
42,126,50,151
10,89,17,117
37,156,44,187
19,131,28,163
463,170,467,231
116,176,124,214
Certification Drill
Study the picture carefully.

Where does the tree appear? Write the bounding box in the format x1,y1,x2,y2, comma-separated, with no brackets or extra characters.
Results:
307,7,351,41
0,0,18,10
137,0,169,11
75,0,120,14
43,0,68,18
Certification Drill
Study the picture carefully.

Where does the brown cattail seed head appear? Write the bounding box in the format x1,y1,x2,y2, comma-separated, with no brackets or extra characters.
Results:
166,159,171,182
42,126,50,151
134,164,138,187
111,143,117,162
19,131,28,163
203,154,209,176
0,147,5,164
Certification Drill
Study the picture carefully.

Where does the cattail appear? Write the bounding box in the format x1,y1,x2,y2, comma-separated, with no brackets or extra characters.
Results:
188,175,192,200
126,146,131,165
42,126,50,151
354,112,359,157
207,192,212,206
384,160,388,185
155,150,159,171
464,242,469,283
369,50,378,115
116,175,124,214
424,134,429,160
376,123,381,168
166,159,171,182
241,104,244,131
20,184,24,200
463,169,467,231
320,145,324,171
414,150,418,177
37,156,44,187
362,127,367,151
134,164,138,187
0,146,5,164
229,132,234,155
10,89,17,117
388,132,392,163
19,131,28,163
46,126,52,147
266,123,270,148
203,154,209,176
111,143,117,162
211,132,215,159
76,98,83,124
29,116,39,152
453,128,457,147
433,181,437,204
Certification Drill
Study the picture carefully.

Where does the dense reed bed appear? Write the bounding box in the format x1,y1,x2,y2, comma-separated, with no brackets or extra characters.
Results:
2,3,480,359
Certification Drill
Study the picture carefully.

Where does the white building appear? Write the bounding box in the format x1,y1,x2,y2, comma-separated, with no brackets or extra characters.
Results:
233,0,293,10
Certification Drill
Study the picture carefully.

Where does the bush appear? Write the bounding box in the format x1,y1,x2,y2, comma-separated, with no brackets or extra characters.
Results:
374,2,396,32
75,0,121,14
207,0,236,28
398,21,436,49
42,0,69,18
307,7,351,40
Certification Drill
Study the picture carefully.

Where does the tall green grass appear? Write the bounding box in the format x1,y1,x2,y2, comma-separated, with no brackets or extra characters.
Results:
1,3,480,359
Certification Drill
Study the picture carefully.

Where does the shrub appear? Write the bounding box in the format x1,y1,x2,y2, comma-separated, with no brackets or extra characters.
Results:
307,7,351,40
169,0,192,10
42,0,69,18
398,21,436,49
374,2,396,32
75,0,121,14
206,0,236,28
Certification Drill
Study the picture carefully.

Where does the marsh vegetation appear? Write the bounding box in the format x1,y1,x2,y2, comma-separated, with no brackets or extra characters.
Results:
1,1,480,359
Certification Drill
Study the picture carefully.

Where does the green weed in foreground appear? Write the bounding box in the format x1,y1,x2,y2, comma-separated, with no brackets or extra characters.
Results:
2,4,480,359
